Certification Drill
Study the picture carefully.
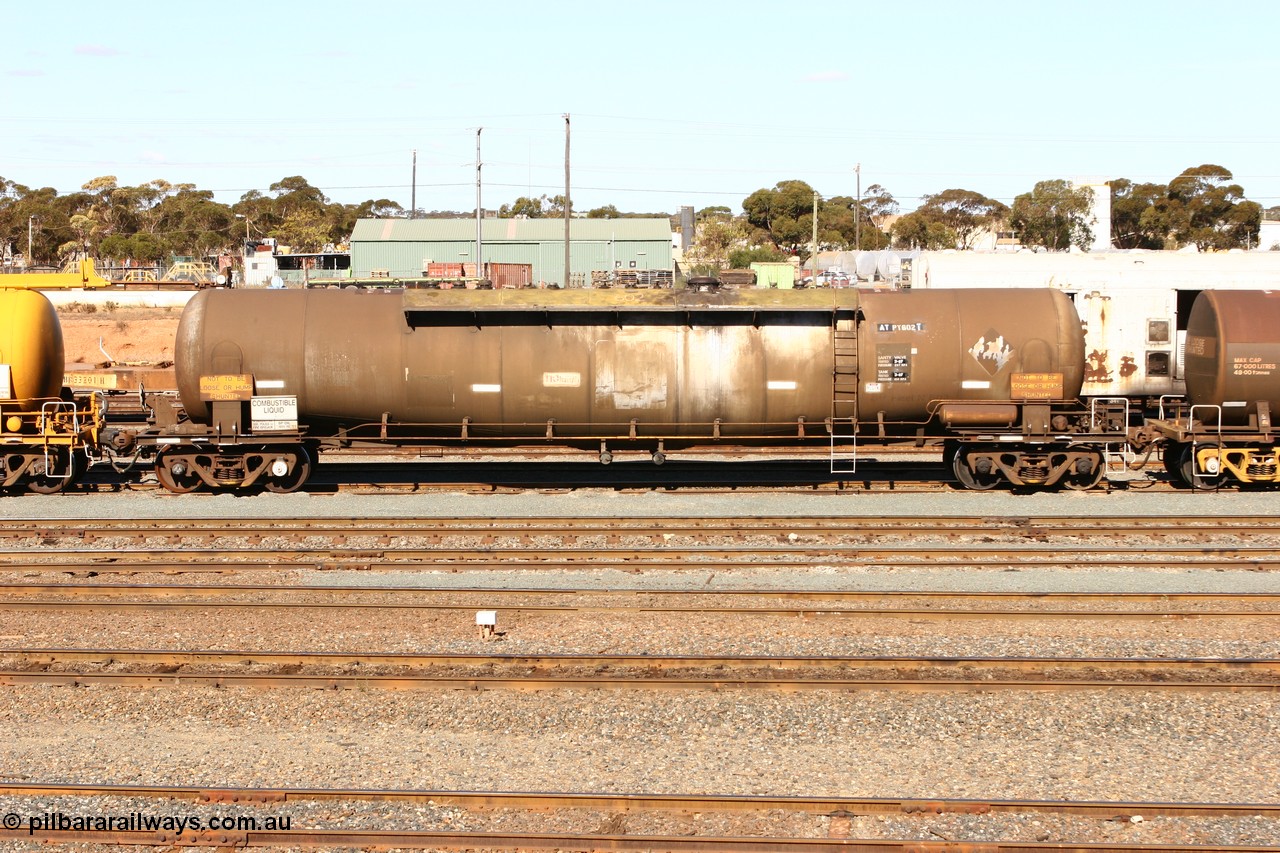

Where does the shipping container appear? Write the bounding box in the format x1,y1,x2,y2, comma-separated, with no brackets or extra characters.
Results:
487,262,533,289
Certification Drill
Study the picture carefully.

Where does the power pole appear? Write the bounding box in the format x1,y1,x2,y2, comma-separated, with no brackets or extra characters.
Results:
563,113,571,287
28,215,34,265
855,163,861,252
811,191,820,285
475,129,483,281
410,149,417,220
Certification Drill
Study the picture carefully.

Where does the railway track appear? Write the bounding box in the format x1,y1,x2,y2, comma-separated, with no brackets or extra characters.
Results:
1,828,1263,851
4,583,1280,611
2,515,1276,576
0,783,1272,851
3,781,1272,818
3,592,1277,620
3,648,1277,689
2,513,1259,542
0,544,1276,573
11,670,1270,692
0,514,1269,573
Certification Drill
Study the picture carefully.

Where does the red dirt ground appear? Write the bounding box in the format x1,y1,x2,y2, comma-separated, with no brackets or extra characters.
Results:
58,307,181,367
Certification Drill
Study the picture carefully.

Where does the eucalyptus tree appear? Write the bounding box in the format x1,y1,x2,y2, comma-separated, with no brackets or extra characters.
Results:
915,189,1008,249
1009,179,1094,251
1157,164,1260,250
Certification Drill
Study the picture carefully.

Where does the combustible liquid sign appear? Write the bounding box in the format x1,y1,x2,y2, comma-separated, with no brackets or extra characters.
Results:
250,396,298,432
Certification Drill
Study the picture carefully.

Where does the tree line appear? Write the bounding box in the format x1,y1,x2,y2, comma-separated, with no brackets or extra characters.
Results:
0,173,685,269
0,174,403,268
701,164,1267,268
0,164,1270,269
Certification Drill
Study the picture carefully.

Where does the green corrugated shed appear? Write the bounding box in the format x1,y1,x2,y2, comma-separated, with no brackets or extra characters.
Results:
351,217,673,285
750,261,797,289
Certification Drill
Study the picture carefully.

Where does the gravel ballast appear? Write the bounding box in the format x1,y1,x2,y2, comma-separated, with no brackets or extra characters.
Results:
2,687,1277,803
2,487,1277,848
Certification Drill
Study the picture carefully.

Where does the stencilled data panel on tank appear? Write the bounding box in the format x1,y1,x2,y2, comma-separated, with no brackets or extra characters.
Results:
876,345,912,383
1227,347,1279,378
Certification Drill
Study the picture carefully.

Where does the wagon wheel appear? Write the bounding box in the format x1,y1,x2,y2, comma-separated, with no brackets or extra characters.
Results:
1061,453,1106,491
951,447,1001,491
26,448,79,495
155,451,202,494
1179,441,1223,491
263,446,313,494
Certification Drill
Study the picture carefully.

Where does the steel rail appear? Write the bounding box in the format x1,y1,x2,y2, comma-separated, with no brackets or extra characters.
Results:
6,514,1280,539
4,557,1278,573
1,781,1273,819
4,582,1278,608
1,544,1278,565
7,648,1279,678
1,670,1275,692
1,598,1274,621
1,827,1266,852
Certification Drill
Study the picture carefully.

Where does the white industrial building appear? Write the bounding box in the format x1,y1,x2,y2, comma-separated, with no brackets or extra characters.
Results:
912,250,1280,290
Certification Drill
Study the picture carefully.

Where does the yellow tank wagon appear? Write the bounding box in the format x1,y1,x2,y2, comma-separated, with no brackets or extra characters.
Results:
0,288,104,492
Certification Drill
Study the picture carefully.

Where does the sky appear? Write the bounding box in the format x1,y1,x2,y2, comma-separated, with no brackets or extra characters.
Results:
5,0,1279,217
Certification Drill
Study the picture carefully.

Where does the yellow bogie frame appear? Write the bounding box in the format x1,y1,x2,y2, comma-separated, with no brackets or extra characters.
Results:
0,394,103,492
1197,445,1280,485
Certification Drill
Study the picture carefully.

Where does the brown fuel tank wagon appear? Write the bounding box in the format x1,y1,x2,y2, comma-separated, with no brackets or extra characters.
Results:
154,284,1106,492
174,286,1082,438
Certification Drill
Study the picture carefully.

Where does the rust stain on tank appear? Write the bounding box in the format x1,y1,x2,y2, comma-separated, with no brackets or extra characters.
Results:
1084,349,1111,383
1079,291,1116,387
1118,355,1137,378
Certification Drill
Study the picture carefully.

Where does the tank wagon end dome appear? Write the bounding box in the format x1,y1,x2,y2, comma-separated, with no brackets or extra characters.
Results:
1184,290,1280,423
0,288,66,402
